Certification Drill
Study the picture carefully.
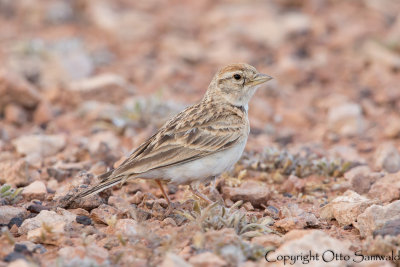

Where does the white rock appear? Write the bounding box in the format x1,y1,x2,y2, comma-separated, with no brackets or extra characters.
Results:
19,209,75,235
374,143,400,173
161,253,192,267
355,200,400,238
22,181,47,200
115,219,138,236
270,230,351,267
0,206,28,225
12,134,66,157
7,259,30,267
320,190,378,226
328,103,365,136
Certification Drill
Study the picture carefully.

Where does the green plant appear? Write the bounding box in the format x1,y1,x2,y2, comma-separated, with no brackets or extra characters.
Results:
0,184,23,204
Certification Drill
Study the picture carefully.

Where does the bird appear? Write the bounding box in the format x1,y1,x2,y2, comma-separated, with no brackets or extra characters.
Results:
73,63,272,214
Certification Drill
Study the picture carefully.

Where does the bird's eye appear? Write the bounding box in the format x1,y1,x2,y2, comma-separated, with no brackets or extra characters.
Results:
233,74,241,80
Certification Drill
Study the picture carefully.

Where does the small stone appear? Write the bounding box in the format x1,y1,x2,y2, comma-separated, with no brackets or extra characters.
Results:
107,196,132,214
114,219,138,236
0,69,41,109
189,251,226,267
355,200,400,238
76,215,92,225
222,181,270,208
281,175,305,194
13,244,28,254
270,230,351,266
368,172,400,203
0,206,28,225
373,219,400,237
8,217,24,228
27,203,49,213
327,102,365,136
19,209,75,235
58,244,109,265
251,234,282,247
384,116,400,138
22,181,47,201
373,143,400,173
5,258,29,266
90,204,120,224
344,165,383,194
88,131,120,154
243,202,254,211
69,208,90,216
12,134,66,158
16,241,46,254
0,159,35,186
27,222,65,245
33,101,54,125
130,191,144,205
320,190,378,226
161,253,191,267
275,203,319,231
4,104,27,125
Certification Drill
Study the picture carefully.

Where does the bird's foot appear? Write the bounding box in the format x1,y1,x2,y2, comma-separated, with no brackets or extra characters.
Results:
189,184,213,205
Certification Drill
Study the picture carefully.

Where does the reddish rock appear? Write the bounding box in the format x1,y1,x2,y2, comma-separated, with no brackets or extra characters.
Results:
90,204,121,224
320,190,378,226
275,204,319,231
189,251,226,267
4,104,28,125
0,69,41,109
33,101,54,125
368,172,400,203
222,181,271,208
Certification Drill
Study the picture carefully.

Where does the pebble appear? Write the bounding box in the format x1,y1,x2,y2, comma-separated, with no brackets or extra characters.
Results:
373,143,400,173
327,102,365,136
320,190,378,226
22,181,47,201
222,181,271,208
0,206,28,225
12,134,66,158
76,215,92,225
368,172,400,203
355,200,400,238
188,251,227,267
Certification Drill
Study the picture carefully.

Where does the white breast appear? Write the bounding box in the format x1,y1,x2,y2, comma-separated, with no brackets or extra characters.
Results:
139,139,247,185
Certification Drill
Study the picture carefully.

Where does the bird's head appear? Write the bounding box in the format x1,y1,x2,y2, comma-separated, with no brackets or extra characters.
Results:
206,63,273,108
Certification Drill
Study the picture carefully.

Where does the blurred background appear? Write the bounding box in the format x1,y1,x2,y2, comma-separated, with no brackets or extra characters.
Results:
1,0,400,180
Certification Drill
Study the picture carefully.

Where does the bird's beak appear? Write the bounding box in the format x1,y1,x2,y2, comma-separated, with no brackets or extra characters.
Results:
250,73,273,86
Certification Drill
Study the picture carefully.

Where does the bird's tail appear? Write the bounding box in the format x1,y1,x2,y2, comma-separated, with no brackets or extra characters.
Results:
75,175,124,199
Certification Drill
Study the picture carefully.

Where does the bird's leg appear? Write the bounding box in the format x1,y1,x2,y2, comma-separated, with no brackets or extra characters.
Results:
155,180,174,215
209,177,224,204
189,184,213,205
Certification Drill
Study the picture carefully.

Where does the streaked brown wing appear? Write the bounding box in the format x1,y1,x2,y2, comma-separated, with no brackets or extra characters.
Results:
105,103,246,179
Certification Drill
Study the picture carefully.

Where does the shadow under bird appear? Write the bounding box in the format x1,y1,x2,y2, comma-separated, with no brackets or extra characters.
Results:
73,63,273,214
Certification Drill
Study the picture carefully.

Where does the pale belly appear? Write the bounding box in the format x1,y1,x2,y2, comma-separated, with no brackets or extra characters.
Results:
138,139,247,185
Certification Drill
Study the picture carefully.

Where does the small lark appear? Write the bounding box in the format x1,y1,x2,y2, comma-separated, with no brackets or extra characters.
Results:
75,63,272,212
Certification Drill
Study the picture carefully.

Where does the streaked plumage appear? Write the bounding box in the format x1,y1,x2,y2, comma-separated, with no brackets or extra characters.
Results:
74,63,272,209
